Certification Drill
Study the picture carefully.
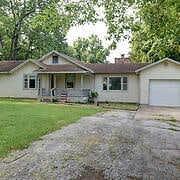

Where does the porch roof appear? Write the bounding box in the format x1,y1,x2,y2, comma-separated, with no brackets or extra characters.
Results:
35,64,90,73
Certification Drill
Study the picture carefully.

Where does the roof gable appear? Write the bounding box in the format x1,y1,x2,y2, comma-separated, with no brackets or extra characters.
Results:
38,50,94,73
0,59,46,74
135,58,180,73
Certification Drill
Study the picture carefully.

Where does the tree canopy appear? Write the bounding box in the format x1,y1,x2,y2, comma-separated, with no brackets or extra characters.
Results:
0,0,179,62
130,0,180,62
64,0,179,62
0,0,72,60
72,34,110,63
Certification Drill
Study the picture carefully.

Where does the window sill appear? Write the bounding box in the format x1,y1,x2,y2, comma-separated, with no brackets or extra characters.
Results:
102,90,128,92
23,88,37,90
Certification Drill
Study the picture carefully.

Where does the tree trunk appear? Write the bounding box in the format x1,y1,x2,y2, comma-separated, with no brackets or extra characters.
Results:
25,40,33,59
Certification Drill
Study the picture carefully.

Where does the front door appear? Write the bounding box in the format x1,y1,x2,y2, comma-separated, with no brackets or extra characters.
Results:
51,74,56,96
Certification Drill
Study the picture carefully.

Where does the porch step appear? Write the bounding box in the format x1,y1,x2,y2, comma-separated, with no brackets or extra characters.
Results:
60,94,67,102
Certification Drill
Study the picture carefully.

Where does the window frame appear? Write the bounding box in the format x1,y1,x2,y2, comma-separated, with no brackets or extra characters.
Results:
65,74,75,89
52,55,58,64
102,76,128,91
23,74,37,90
109,76,122,90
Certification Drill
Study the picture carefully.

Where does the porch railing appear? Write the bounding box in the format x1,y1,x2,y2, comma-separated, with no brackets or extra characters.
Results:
38,88,90,103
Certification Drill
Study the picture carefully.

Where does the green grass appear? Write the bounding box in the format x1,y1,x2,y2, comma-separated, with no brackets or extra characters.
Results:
168,128,179,132
154,117,177,122
0,98,104,159
99,102,138,110
167,118,177,122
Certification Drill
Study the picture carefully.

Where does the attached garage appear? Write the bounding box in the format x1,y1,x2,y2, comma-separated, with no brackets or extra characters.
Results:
149,80,180,107
136,58,180,107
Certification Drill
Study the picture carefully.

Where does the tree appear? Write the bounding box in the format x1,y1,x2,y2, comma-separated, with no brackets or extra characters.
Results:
0,0,51,60
72,35,110,63
0,0,71,60
0,0,179,62
64,0,180,62
130,0,180,62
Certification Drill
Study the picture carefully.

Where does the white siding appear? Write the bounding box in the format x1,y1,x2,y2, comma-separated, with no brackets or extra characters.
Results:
94,74,139,103
0,62,39,98
42,55,73,65
56,74,65,88
139,62,180,105
83,75,93,89
40,74,50,90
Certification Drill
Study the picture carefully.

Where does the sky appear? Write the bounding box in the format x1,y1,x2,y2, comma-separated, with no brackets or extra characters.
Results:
66,22,130,63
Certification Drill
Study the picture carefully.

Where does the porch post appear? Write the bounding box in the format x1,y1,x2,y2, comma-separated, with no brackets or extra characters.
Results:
80,74,83,90
38,74,42,101
80,74,83,102
54,74,56,88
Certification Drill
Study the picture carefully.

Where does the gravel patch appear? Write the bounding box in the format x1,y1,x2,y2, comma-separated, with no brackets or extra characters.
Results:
0,110,179,179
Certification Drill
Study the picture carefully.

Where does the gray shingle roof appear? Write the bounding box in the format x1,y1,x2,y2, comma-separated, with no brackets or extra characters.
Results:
36,64,87,72
85,63,150,74
0,61,24,72
0,59,150,74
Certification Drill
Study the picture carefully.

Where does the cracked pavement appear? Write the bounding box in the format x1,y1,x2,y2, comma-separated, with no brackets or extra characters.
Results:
0,110,179,179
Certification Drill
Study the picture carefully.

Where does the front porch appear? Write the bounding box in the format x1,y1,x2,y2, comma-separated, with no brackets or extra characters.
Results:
38,73,94,103
38,88,91,103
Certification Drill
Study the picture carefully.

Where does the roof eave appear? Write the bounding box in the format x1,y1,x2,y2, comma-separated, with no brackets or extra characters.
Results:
0,72,10,74
93,72,136,74
9,59,46,73
135,58,179,73
35,71,90,74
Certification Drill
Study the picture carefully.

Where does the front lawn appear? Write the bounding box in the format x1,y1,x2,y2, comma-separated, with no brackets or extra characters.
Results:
0,98,103,159
99,102,138,110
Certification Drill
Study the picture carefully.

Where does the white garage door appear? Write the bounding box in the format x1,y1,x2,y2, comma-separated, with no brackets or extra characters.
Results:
149,80,180,107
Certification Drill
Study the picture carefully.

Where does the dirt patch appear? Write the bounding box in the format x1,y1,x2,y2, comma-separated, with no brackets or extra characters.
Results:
78,167,105,180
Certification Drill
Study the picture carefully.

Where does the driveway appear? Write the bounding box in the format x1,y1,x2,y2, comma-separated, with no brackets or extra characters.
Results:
0,110,180,179
136,105,180,121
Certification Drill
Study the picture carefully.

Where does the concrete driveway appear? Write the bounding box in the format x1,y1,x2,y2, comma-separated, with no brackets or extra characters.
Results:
136,105,180,121
0,110,180,179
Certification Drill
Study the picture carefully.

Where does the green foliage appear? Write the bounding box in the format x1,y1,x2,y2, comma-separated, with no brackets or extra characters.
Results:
0,0,179,62
99,102,138,111
64,0,180,62
130,0,180,62
88,91,98,103
90,91,99,98
72,34,110,63
0,0,74,60
0,98,103,159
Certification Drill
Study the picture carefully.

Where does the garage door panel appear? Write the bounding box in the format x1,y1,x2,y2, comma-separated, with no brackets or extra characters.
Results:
149,80,180,107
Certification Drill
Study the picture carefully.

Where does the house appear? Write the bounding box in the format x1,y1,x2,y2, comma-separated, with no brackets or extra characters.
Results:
0,51,179,107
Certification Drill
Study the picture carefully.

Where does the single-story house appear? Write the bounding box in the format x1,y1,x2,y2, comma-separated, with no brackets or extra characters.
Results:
0,50,179,107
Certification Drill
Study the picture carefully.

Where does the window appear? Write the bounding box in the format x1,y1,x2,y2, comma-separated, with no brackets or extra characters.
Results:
23,74,37,89
109,77,121,90
103,76,128,91
66,74,75,88
52,56,58,64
